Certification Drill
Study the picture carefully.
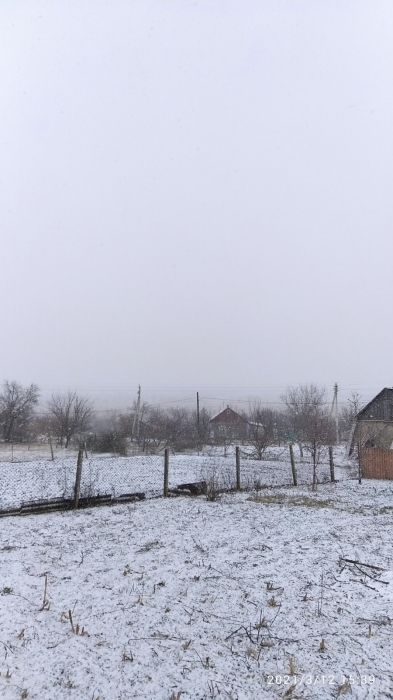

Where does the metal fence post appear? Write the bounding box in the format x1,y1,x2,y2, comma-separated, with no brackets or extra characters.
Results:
236,446,241,490
328,445,335,482
164,447,169,497
73,449,83,509
289,444,297,486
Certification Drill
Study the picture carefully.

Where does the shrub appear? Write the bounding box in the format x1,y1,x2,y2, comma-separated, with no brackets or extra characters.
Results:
93,431,128,456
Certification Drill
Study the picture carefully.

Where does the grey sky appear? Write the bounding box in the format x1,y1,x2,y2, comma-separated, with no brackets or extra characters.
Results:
1,0,392,409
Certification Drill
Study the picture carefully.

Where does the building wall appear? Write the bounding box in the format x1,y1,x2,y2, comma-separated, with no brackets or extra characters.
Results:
209,422,249,441
352,420,393,449
360,447,393,480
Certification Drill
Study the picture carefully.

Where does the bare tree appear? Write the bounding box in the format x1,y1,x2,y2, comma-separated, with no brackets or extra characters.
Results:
139,407,167,453
143,406,197,451
165,407,195,451
116,402,149,442
29,414,54,445
302,412,335,490
139,405,211,454
282,384,334,489
89,410,131,456
340,392,364,435
247,404,276,460
281,383,326,457
0,381,39,442
47,392,95,447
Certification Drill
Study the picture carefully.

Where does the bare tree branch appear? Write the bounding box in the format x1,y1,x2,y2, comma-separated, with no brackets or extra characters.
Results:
47,392,95,448
0,381,39,442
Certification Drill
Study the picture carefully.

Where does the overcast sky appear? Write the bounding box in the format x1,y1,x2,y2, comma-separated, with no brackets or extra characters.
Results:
1,0,392,410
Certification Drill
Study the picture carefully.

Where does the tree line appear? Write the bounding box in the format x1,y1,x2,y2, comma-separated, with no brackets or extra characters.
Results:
98,385,360,457
0,380,361,455
0,381,93,447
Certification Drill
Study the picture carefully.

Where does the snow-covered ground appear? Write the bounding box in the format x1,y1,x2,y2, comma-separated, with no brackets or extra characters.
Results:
0,470,392,699
0,443,78,464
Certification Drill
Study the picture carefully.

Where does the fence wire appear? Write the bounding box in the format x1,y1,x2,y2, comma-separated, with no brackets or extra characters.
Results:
0,444,355,515
0,455,166,512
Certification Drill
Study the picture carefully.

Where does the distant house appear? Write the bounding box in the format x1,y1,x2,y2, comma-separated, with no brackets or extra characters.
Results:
346,388,393,479
209,406,250,441
209,406,264,441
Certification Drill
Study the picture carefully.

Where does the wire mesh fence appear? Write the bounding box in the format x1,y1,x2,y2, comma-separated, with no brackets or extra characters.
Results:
0,443,356,516
0,454,164,513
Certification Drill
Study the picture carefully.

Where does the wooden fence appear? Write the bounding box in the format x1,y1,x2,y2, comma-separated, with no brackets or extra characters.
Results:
360,447,393,480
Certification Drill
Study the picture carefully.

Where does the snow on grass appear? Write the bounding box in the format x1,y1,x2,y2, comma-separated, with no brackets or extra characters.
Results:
0,476,392,699
0,444,73,463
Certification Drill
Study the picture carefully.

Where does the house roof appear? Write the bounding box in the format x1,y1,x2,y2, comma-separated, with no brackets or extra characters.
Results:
209,406,247,424
356,388,393,419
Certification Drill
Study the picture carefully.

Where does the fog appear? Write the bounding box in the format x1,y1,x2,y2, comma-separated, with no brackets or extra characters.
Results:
1,0,392,410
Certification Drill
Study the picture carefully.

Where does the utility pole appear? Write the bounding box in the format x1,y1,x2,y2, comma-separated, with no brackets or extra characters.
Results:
196,392,201,455
132,385,141,440
330,383,339,445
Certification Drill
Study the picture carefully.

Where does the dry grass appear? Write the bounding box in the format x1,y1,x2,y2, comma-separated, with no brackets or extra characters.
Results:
337,679,351,696
246,646,259,660
205,479,222,502
248,494,333,509
267,595,278,607
375,506,393,515
1,587,13,595
253,617,268,630
288,655,296,675
248,493,286,505
40,575,50,611
68,609,88,636
137,540,162,553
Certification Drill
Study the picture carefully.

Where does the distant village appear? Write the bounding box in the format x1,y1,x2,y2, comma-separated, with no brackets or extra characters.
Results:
0,381,392,479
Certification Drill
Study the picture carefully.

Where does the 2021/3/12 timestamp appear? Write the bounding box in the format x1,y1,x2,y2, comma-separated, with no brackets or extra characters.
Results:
267,674,375,686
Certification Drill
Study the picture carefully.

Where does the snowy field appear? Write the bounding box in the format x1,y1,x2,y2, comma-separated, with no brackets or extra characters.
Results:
0,447,339,511
0,443,69,463
0,474,392,699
